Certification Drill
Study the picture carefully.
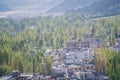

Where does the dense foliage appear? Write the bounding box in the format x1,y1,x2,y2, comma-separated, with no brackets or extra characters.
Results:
0,14,120,78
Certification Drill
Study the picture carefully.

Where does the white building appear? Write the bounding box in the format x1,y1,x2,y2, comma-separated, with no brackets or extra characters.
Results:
62,40,96,79
64,48,94,65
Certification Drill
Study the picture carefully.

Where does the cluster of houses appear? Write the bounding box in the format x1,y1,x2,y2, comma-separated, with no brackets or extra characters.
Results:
0,70,66,80
62,39,100,80
2,38,117,80
0,70,40,80
44,38,109,80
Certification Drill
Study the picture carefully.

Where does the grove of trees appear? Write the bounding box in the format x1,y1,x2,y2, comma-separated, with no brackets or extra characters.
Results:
0,14,120,79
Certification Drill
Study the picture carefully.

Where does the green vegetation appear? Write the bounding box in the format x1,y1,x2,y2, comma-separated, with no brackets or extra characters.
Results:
95,48,120,80
0,14,120,79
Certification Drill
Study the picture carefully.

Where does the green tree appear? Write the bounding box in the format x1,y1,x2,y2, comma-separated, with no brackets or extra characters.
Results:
44,54,52,75
11,53,25,73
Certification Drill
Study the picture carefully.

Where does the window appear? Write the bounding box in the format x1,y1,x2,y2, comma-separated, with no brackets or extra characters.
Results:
83,67,85,70
79,68,81,70
91,66,93,69
87,67,89,69
75,68,77,71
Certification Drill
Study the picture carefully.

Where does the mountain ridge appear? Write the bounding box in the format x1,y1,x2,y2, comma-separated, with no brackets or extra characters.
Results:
82,0,120,14
48,0,97,13
49,0,120,16
0,0,63,12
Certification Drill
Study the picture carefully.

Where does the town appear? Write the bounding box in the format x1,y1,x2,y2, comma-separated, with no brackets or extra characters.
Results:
1,36,120,80
1,0,120,80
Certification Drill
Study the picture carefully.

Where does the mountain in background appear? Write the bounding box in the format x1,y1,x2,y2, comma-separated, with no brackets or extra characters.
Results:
82,0,120,14
0,0,63,12
0,0,120,17
48,0,97,13
49,0,120,16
